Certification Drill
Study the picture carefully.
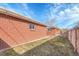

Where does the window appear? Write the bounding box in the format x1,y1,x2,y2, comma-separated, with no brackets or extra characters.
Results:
29,23,35,30
48,28,52,32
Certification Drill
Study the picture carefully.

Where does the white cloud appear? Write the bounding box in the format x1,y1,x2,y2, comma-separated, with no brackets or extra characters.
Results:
55,4,79,28
45,4,64,26
20,3,37,20
59,11,65,17
46,4,79,28
0,3,36,20
72,6,79,13
64,8,72,16
0,3,17,12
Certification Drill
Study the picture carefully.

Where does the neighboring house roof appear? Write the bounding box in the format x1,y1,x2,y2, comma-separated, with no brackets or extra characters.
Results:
71,22,79,29
0,8,47,27
75,23,79,29
47,26,60,30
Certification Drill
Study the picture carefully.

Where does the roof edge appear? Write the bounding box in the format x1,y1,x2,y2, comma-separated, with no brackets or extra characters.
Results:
0,8,47,27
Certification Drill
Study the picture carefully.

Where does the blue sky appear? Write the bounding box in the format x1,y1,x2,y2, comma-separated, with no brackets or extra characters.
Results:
0,3,79,29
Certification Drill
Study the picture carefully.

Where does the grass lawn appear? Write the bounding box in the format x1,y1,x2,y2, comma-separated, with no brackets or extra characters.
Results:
0,35,78,56
22,36,78,56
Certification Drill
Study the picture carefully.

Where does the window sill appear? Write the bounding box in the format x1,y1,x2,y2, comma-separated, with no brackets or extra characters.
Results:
29,29,36,31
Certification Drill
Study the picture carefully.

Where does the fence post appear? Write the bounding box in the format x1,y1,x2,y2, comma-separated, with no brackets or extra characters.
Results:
75,29,77,53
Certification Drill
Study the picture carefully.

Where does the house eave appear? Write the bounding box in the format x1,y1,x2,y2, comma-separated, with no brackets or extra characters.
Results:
0,8,47,27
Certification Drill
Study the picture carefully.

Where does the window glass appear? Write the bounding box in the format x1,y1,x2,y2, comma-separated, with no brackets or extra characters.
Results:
48,28,52,32
29,23,35,30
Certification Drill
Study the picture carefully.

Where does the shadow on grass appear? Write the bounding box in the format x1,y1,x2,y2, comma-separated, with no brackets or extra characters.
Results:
0,48,19,56
0,38,10,50
0,38,19,56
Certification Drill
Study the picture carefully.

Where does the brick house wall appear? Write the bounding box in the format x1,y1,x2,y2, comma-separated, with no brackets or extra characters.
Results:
0,14,48,50
0,8,61,51
47,27,61,36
